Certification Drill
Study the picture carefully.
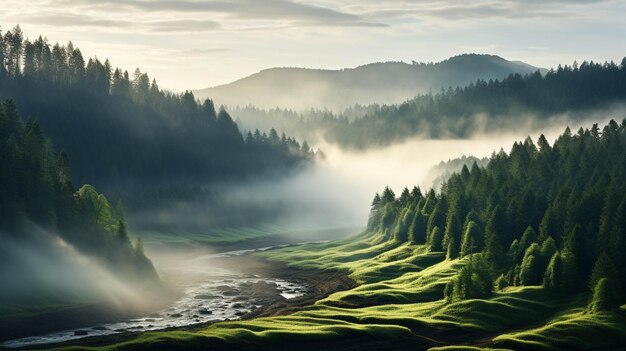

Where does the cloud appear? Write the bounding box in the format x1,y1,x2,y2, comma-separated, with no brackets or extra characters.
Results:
343,0,615,22
185,47,231,55
9,0,617,34
55,0,388,28
146,19,221,32
18,12,221,33
1,0,622,91
19,13,136,29
417,3,563,20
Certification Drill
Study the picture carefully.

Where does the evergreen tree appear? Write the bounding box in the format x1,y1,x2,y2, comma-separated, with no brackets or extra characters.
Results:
495,274,509,291
589,252,618,290
543,251,564,291
429,226,443,252
427,201,446,242
442,212,461,253
447,254,493,302
588,278,620,313
408,210,427,244
519,243,544,285
392,207,412,242
447,236,459,259
381,186,396,204
484,206,506,267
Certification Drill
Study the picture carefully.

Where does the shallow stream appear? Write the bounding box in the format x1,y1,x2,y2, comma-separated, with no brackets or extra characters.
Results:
2,245,309,349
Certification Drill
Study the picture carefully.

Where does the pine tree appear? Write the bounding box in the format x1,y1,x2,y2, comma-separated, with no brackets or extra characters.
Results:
449,254,493,301
427,201,446,241
460,221,481,257
442,212,461,252
381,186,395,204
484,206,506,267
588,278,620,313
543,251,563,291
519,243,543,285
392,207,412,242
428,226,443,252
495,274,508,291
447,236,459,259
408,210,426,244
589,252,618,290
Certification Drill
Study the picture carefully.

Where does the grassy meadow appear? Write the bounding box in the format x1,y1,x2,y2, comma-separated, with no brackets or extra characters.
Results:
49,228,626,351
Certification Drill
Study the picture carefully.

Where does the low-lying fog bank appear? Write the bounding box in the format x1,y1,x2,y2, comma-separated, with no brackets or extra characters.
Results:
1,244,314,349
131,115,614,248
0,228,170,342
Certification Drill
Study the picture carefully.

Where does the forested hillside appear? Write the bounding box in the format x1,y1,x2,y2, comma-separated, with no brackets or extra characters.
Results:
0,99,157,296
230,59,626,149
0,25,314,199
336,60,626,148
368,121,626,302
195,54,542,110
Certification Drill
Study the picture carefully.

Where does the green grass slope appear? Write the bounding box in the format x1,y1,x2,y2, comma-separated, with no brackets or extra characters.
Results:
137,223,358,248
53,230,625,351
494,310,626,350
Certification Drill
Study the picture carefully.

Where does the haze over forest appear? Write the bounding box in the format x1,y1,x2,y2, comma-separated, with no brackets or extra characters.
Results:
0,1,625,350
194,54,545,110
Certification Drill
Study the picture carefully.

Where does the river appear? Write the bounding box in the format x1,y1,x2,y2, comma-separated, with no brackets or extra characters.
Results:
1,244,312,349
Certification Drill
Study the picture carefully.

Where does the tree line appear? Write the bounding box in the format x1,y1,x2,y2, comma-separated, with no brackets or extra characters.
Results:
229,58,626,149
332,58,626,147
367,120,626,312
0,25,314,201
0,100,158,283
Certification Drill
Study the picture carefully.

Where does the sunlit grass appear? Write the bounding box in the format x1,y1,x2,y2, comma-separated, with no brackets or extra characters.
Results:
51,230,626,350
494,309,626,350
137,223,355,246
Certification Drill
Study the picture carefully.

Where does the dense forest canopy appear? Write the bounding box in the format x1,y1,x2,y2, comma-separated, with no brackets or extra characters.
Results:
0,25,314,201
368,120,626,309
0,99,158,292
229,59,626,149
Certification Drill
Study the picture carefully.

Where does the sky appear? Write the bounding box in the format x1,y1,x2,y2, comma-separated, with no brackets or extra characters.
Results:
1,0,625,91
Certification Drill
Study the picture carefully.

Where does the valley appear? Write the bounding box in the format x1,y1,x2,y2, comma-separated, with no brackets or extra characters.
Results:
0,2,625,349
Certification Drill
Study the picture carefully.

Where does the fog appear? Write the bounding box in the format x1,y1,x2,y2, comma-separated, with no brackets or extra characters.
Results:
131,113,616,248
0,111,616,344
0,227,167,317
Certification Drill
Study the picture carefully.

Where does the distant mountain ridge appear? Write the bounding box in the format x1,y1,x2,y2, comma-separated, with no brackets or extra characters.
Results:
194,54,546,110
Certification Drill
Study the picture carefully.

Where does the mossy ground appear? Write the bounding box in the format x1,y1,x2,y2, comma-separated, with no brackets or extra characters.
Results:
51,230,626,351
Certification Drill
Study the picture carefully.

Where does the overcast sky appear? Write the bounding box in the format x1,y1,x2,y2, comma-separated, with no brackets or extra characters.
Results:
1,0,625,91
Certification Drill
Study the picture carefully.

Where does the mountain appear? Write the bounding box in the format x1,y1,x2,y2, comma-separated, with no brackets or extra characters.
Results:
318,59,626,148
194,54,546,110
231,59,626,150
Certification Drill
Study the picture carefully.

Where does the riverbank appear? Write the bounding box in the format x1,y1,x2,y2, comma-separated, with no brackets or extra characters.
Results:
0,283,176,343
5,252,355,350
219,254,356,320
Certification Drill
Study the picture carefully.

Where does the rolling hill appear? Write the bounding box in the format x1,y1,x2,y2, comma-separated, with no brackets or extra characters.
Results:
194,54,545,110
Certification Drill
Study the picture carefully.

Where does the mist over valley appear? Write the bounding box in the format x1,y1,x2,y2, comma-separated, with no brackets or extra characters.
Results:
0,2,625,348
